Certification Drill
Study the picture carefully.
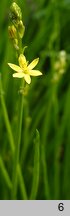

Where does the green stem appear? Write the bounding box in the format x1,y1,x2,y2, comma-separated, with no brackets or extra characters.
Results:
41,144,51,200
0,76,27,200
63,104,70,199
30,129,40,200
54,86,70,199
12,80,24,199
0,75,15,153
18,164,28,200
0,156,12,190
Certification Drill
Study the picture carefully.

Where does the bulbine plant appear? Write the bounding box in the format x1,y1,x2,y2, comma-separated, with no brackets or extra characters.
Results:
8,2,42,199
0,2,42,200
0,0,69,201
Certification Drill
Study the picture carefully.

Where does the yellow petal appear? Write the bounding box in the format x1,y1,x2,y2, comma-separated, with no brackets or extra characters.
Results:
13,73,24,78
24,74,31,84
19,54,27,69
8,63,23,73
29,70,42,76
28,58,39,70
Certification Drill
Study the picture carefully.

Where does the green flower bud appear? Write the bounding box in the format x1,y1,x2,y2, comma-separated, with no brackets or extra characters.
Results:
59,50,67,69
18,20,25,38
8,25,17,39
13,39,19,50
10,2,22,23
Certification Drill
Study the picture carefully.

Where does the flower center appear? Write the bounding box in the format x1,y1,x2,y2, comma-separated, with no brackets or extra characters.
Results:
23,68,28,74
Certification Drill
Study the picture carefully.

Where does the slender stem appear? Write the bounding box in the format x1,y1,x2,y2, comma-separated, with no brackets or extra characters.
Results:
30,129,40,200
12,80,24,199
54,86,70,199
0,76,28,199
41,89,53,200
0,156,12,190
41,144,51,200
0,75,15,153
63,104,70,199
18,164,28,200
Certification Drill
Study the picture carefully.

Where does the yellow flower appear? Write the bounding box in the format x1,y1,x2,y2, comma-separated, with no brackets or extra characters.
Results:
8,54,42,84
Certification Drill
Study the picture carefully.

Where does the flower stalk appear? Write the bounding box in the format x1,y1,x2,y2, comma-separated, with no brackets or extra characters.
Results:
12,80,24,199
8,2,26,199
8,1,42,199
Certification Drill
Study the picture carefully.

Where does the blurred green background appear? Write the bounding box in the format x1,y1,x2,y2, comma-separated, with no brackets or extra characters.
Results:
0,0,70,200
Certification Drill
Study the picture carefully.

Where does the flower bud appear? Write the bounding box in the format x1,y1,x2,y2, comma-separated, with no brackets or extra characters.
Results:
59,50,66,64
10,2,22,23
8,25,17,39
13,39,19,50
18,20,25,38
52,73,60,83
59,50,66,70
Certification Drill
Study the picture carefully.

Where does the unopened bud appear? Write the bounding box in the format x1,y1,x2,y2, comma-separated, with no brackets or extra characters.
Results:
18,20,25,38
54,61,60,71
8,25,17,39
13,39,19,50
10,2,22,23
52,73,59,82
59,50,66,66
